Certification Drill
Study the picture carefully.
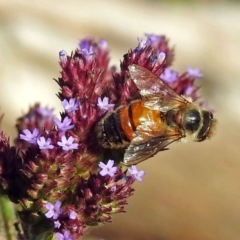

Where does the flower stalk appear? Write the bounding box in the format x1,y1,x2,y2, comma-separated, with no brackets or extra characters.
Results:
0,196,18,240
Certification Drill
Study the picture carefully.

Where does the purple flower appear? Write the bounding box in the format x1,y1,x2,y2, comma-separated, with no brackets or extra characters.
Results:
98,39,108,50
110,186,117,192
68,210,77,220
54,117,74,132
97,97,115,111
55,231,73,240
184,86,194,96
37,107,54,117
61,98,79,113
54,220,61,229
57,135,79,151
37,137,54,150
20,128,40,144
150,51,166,64
137,37,151,49
186,67,203,78
79,38,95,55
45,201,62,219
98,160,118,177
128,165,145,182
59,50,67,64
146,34,162,43
160,68,178,83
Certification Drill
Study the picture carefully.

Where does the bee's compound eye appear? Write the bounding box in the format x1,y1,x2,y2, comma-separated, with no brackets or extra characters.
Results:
184,110,201,132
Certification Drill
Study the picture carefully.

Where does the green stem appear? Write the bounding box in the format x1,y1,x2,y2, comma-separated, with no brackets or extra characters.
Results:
0,195,17,240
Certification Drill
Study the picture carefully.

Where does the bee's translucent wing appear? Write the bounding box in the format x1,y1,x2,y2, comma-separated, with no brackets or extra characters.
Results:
123,122,182,165
128,64,189,111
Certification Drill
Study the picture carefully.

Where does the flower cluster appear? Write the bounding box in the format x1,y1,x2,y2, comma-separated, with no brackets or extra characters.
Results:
0,34,205,240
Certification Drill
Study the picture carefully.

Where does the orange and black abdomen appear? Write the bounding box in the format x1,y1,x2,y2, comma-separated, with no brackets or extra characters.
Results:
96,100,162,148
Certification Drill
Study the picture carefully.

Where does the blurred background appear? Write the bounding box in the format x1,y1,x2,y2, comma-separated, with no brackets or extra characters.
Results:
0,0,240,239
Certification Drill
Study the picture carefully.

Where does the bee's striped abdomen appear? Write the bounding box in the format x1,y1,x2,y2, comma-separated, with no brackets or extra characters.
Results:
96,106,131,148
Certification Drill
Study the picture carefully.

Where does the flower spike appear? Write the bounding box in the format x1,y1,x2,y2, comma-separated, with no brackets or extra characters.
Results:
0,34,215,240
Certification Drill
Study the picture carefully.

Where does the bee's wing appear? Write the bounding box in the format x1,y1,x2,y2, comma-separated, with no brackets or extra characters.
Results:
128,64,188,111
123,122,182,165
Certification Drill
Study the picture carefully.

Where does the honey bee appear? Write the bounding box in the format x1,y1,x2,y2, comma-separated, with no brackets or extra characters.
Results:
96,64,216,165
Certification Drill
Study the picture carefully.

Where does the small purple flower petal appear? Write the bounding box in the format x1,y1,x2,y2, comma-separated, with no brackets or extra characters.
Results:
37,137,54,150
98,39,108,50
157,51,166,64
98,160,118,177
54,220,61,229
184,86,195,96
128,165,145,182
160,68,178,83
59,50,67,64
62,98,79,113
79,38,95,55
97,97,115,111
37,107,54,117
20,128,40,144
137,37,151,49
146,34,162,43
54,116,74,132
68,210,77,220
55,230,73,240
111,186,117,192
150,51,166,64
63,230,73,240
55,232,64,240
79,38,90,50
57,135,79,151
186,67,203,78
45,202,54,218
45,201,62,219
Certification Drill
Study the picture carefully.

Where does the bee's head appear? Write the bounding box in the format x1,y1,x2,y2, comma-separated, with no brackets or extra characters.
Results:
183,109,216,142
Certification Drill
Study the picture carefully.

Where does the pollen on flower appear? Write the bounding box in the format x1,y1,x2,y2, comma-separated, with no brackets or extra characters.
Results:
57,135,79,151
19,128,40,144
62,98,80,113
97,97,115,111
98,160,118,177
37,137,54,150
54,117,74,132
128,165,145,182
